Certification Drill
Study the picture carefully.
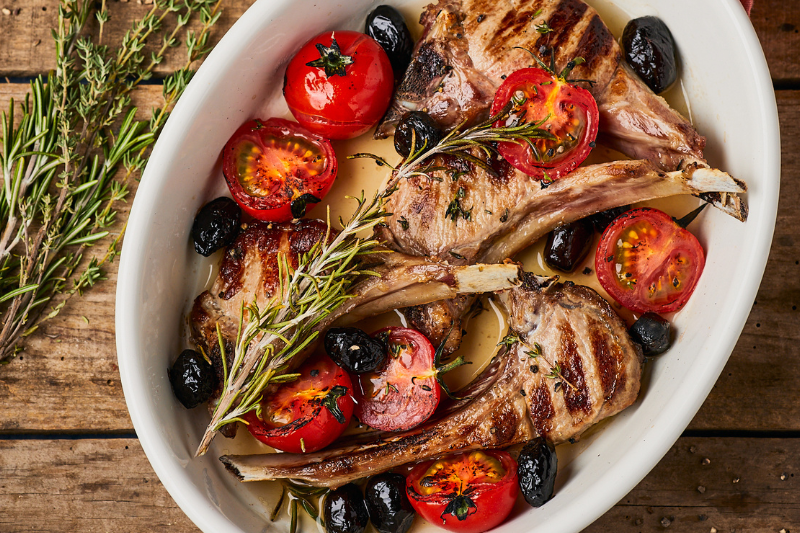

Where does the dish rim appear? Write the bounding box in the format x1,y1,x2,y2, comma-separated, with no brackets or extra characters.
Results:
115,0,781,531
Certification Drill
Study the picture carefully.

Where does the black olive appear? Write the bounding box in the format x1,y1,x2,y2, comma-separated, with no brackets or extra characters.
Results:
365,5,414,82
365,473,415,533
590,205,630,234
191,197,241,256
168,349,216,409
629,312,672,356
621,16,678,94
517,437,557,508
324,327,387,374
544,219,594,273
394,112,442,158
324,483,369,533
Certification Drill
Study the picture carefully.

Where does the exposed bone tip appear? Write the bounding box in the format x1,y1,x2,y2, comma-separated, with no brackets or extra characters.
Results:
219,455,246,481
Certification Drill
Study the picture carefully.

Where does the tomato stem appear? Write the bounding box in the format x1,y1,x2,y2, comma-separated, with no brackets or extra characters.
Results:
674,203,708,229
305,36,354,78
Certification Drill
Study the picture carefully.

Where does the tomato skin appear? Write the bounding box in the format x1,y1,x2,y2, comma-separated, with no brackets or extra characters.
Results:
406,450,519,533
222,118,337,222
595,207,706,314
242,353,354,453
353,328,440,432
490,68,598,181
284,31,394,139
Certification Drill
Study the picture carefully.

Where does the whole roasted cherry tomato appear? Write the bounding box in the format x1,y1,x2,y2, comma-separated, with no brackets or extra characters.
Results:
406,450,519,533
490,65,598,181
595,207,706,314
353,327,440,432
222,118,337,222
242,353,353,453
284,31,394,139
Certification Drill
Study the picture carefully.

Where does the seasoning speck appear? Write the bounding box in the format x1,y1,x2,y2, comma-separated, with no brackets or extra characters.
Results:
689,445,697,454
732,477,740,484
582,267,592,275
702,457,711,465
660,516,672,527
520,389,526,396
1,8,10,15
781,473,787,481
310,369,319,377
697,485,706,493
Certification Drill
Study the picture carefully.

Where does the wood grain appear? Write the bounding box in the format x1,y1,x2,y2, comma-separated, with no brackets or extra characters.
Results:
0,438,197,532
0,436,796,532
0,0,798,82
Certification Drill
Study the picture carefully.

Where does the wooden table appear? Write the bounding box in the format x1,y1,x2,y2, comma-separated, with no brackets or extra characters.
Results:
0,1,797,531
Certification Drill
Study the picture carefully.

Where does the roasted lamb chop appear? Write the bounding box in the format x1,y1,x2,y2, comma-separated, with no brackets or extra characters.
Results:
220,273,643,487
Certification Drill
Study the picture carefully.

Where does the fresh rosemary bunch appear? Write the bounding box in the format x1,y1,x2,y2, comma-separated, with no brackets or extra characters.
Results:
196,103,554,455
0,0,222,364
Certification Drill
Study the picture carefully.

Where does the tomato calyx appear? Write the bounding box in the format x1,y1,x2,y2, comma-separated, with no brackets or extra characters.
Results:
441,494,477,522
322,384,349,424
305,36,355,77
290,193,322,219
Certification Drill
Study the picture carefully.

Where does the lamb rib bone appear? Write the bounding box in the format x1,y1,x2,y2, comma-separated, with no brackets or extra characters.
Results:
220,274,644,487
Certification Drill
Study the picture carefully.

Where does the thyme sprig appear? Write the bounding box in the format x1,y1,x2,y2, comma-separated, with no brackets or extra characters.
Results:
0,0,222,363
196,95,556,455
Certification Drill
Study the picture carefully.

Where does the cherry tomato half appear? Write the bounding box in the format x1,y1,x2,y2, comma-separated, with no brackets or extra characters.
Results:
222,118,337,222
595,207,706,314
490,67,598,181
353,327,440,432
284,31,394,140
242,353,354,453
406,450,519,533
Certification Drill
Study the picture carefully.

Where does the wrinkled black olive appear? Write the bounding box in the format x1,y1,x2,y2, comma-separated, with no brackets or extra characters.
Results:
366,5,414,82
629,312,672,355
621,16,678,94
394,112,442,158
168,349,216,409
590,205,630,234
325,484,370,533
324,327,387,374
517,437,557,508
191,197,241,256
544,219,594,273
365,473,415,533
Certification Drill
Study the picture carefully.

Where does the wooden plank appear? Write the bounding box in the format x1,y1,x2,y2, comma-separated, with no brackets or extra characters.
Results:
688,90,800,431
0,86,799,433
752,0,800,83
0,436,796,532
0,0,798,82
586,437,800,532
0,84,161,433
0,0,257,78
0,438,197,532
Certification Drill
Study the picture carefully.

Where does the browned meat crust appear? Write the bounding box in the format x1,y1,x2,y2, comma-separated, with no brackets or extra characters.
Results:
220,275,643,487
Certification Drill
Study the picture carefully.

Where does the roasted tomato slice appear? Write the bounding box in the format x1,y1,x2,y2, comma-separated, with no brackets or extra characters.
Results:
241,353,353,453
222,118,337,222
284,31,394,139
353,327,440,432
406,450,519,533
490,67,598,181
595,207,706,314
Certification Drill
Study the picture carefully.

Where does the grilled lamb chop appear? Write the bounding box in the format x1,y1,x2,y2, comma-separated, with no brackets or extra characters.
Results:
220,274,643,487
378,0,701,171
376,0,744,218
190,219,522,402
378,158,745,349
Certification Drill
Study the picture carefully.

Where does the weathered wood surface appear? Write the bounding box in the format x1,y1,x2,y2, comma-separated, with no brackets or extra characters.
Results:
0,0,798,81
0,437,796,532
0,0,798,532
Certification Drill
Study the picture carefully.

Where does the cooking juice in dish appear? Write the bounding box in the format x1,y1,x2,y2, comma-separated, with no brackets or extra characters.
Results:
187,0,701,527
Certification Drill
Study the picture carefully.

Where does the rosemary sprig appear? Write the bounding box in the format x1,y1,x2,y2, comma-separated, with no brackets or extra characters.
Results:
0,0,222,362
271,481,327,533
196,97,556,455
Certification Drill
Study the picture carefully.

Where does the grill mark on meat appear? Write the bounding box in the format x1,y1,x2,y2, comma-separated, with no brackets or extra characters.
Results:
535,0,589,54
402,42,450,98
558,321,591,414
588,316,625,402
573,15,618,81
528,380,555,438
